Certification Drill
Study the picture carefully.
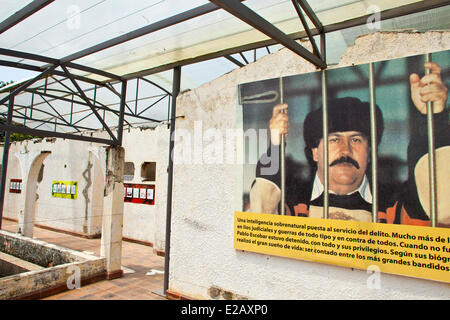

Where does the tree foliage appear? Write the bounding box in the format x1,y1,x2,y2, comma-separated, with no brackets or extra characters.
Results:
0,80,13,88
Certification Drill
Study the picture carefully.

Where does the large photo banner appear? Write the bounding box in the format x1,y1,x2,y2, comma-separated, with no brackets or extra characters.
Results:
235,50,450,283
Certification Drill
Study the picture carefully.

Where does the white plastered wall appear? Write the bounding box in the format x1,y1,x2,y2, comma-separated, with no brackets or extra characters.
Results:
2,146,22,221
2,124,169,248
3,137,106,237
121,125,170,250
168,31,450,300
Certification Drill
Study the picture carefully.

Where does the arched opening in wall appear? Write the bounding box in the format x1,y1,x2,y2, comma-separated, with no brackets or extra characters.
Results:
141,162,156,182
34,164,44,233
37,164,44,183
2,154,22,228
124,162,135,182
20,151,51,237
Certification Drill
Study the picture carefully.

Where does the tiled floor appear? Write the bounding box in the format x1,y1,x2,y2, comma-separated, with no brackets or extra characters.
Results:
1,219,167,300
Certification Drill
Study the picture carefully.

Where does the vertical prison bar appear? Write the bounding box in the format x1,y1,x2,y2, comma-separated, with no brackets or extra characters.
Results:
369,63,378,222
425,53,437,227
279,77,286,215
321,70,329,219
164,66,181,294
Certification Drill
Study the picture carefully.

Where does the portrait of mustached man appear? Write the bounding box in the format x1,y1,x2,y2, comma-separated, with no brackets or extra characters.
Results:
248,62,449,227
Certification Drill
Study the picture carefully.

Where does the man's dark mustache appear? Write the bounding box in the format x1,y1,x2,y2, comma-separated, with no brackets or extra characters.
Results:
330,156,360,169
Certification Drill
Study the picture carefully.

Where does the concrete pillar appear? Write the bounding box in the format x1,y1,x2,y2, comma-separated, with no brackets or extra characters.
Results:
100,146,125,279
86,150,105,237
15,151,51,238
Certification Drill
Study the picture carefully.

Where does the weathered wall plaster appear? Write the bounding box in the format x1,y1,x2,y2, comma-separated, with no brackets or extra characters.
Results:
0,251,44,277
0,230,105,300
2,124,170,250
3,138,106,237
121,124,169,251
168,31,450,300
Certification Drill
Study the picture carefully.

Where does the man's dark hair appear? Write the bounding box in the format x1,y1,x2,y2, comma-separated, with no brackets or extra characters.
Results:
303,97,384,166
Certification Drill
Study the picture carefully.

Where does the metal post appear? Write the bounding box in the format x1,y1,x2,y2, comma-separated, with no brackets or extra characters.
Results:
425,53,437,227
239,52,249,65
320,33,326,64
93,84,97,107
279,77,286,215
70,94,74,125
321,70,329,219
369,63,378,222
26,92,34,126
292,0,321,58
0,97,15,229
164,66,181,294
167,95,171,126
135,78,139,115
117,80,127,146
30,92,34,119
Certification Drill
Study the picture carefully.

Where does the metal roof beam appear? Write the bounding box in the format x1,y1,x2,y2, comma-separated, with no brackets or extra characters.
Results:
0,48,122,81
60,2,242,64
224,55,245,68
20,88,163,124
323,0,450,32
0,48,57,65
295,0,323,32
0,60,105,87
137,77,172,96
209,0,326,69
0,65,57,106
5,103,86,131
116,80,127,145
0,123,115,145
60,65,119,144
36,92,81,132
126,0,449,78
291,0,321,60
8,114,96,133
136,94,169,117
0,0,55,35
67,62,122,82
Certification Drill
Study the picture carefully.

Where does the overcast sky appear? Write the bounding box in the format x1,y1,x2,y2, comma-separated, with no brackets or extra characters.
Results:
0,66,37,83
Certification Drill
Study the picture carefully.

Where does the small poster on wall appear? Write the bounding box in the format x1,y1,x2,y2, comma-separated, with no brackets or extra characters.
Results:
9,179,22,193
147,188,154,200
133,187,140,199
124,183,155,205
126,187,133,198
52,181,77,199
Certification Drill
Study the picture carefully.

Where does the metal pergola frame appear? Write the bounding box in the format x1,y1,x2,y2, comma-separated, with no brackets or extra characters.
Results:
2,0,446,145
0,48,171,144
0,0,448,296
